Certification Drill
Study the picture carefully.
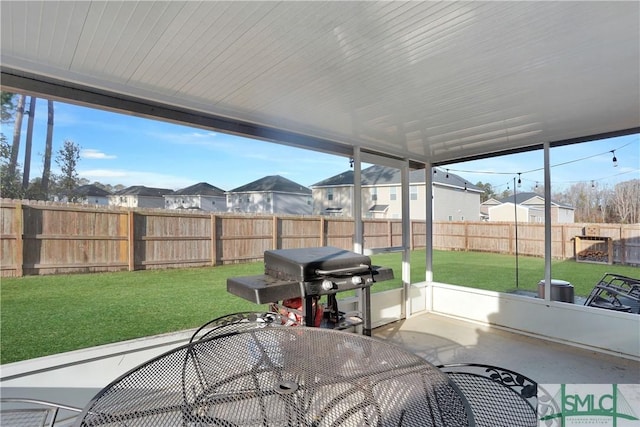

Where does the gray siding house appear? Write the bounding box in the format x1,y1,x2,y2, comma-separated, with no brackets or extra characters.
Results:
164,182,226,212
75,184,111,206
227,175,312,215
311,165,482,221
488,192,575,223
109,186,173,209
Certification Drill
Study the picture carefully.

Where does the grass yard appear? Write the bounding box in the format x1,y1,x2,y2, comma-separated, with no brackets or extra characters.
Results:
1,249,638,364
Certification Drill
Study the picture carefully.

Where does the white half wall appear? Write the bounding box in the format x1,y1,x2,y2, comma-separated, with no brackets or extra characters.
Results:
422,282,639,361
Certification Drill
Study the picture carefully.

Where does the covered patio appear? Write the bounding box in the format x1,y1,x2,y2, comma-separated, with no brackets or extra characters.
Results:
1,310,637,417
1,1,639,424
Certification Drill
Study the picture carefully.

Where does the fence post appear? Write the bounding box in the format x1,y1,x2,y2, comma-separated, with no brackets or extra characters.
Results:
15,202,24,277
320,216,326,246
272,216,278,250
620,225,626,264
211,214,218,266
464,221,469,251
509,223,514,255
128,210,135,271
409,220,415,250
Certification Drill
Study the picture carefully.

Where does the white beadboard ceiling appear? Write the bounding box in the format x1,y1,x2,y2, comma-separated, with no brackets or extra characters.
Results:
1,1,638,165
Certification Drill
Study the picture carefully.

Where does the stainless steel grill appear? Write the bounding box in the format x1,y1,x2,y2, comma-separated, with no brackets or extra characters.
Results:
227,247,394,333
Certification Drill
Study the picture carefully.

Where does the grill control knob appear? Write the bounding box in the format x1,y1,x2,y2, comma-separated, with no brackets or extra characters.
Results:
321,280,334,291
351,276,363,285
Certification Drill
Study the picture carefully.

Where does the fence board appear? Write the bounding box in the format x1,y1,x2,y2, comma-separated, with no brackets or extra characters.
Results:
279,217,322,249
17,203,128,275
218,215,273,264
1,199,638,276
0,201,19,276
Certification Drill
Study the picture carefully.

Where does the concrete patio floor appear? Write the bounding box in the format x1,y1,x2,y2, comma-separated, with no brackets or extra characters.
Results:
374,312,640,385
2,311,638,425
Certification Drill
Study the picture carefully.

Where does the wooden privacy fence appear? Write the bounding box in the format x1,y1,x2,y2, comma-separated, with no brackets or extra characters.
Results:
1,199,639,277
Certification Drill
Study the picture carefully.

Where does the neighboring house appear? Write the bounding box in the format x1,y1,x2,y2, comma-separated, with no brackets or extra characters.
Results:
487,192,574,223
480,197,502,220
75,184,111,206
109,186,173,208
227,175,312,215
311,165,482,221
164,182,227,212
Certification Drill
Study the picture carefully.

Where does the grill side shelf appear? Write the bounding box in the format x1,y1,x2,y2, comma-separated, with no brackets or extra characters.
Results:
227,275,304,305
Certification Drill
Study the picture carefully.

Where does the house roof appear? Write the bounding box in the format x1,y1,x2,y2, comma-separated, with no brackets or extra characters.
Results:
113,186,173,197
171,182,225,196
75,184,111,197
1,2,637,168
498,192,573,209
312,165,482,192
481,198,502,206
369,204,389,212
230,175,311,194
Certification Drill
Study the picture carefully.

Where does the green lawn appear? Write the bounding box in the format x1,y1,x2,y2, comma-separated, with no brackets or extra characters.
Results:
1,250,637,364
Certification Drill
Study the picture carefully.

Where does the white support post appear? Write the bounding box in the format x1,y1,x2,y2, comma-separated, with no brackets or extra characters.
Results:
425,163,433,285
353,147,363,254
424,163,434,313
352,147,370,334
544,142,552,301
401,160,411,318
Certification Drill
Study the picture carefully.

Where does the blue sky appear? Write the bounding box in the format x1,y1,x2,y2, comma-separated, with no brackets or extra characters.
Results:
6,99,639,192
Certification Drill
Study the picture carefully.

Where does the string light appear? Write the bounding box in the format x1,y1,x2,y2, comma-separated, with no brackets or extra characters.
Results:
349,157,354,168
440,141,637,191
447,141,632,176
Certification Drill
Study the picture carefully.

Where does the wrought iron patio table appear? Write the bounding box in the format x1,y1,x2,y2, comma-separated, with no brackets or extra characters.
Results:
74,327,474,426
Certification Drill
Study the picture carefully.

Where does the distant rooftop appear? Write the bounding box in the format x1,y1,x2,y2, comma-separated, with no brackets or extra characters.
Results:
498,192,573,208
171,182,225,196
113,185,173,197
312,165,482,192
75,184,111,197
230,175,311,194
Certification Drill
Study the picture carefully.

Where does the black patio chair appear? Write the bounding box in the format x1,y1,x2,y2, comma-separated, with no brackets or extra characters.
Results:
0,398,82,427
189,311,292,343
437,363,538,427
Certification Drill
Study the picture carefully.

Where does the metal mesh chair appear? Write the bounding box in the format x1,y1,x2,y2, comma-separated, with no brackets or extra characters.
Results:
437,363,538,427
0,398,82,427
79,328,474,426
188,311,292,343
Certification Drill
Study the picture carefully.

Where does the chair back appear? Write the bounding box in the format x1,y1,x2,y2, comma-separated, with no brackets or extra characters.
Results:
438,363,538,427
189,311,291,343
0,398,82,427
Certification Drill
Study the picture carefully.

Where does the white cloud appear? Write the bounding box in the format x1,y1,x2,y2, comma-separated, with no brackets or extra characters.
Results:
147,130,219,147
81,149,117,159
80,169,193,190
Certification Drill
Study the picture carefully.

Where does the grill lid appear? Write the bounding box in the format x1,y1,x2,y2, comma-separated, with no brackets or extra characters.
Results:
264,246,371,281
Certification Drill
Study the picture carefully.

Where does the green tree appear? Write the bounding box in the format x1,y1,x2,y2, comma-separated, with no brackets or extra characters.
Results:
55,140,81,202
21,96,36,190
41,100,55,198
1,92,15,121
1,92,21,199
1,92,16,161
475,181,496,202
8,94,25,180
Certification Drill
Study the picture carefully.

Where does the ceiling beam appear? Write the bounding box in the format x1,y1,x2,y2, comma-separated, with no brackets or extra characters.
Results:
1,67,426,170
